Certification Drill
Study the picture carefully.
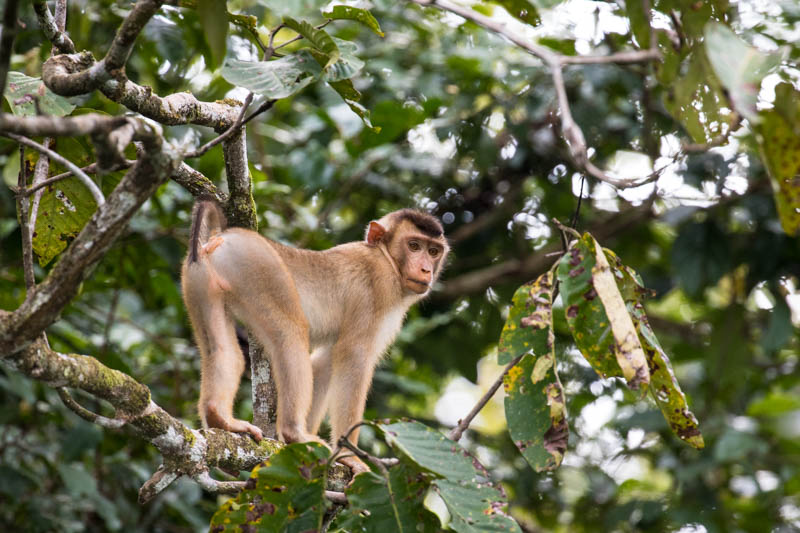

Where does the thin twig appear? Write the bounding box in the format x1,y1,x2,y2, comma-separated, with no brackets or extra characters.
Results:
325,490,348,504
4,133,106,206
273,20,332,52
28,138,53,235
16,146,36,291
409,0,662,190
448,352,525,442
338,437,388,476
184,93,254,159
57,388,126,429
54,0,67,31
22,160,133,197
551,218,582,241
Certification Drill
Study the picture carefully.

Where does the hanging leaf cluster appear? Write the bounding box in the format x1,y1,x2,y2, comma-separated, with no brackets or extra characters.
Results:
221,8,382,132
499,232,704,473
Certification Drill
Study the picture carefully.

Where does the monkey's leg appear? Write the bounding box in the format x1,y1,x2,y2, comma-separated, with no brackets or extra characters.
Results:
247,315,324,446
328,345,374,475
186,285,263,442
307,347,333,435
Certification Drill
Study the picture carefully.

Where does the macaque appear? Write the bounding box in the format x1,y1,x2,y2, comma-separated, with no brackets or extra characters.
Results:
181,199,449,474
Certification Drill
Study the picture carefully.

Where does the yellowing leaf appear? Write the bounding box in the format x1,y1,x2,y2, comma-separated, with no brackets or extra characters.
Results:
591,236,651,390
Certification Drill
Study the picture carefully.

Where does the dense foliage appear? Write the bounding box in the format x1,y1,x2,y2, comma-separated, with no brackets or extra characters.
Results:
1,0,799,531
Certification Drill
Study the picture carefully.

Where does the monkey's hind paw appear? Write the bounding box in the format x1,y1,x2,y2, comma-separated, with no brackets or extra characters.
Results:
229,419,263,442
339,455,370,478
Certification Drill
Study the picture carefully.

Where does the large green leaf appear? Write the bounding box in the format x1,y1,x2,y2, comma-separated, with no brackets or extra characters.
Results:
282,17,340,68
310,39,365,83
337,463,440,532
321,5,384,37
375,421,521,533
197,0,228,69
704,22,783,123
498,272,552,365
502,271,567,471
209,442,329,532
32,138,98,266
605,248,704,449
755,83,800,236
557,234,650,390
663,46,730,144
221,52,321,99
3,71,75,116
625,0,651,48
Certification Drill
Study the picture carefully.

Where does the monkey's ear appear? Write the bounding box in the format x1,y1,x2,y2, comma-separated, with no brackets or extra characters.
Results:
366,221,387,245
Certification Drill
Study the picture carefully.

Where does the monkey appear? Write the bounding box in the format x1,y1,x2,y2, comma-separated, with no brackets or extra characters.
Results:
181,200,449,475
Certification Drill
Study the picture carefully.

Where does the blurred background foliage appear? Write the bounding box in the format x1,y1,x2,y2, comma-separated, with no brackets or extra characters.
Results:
1,0,799,531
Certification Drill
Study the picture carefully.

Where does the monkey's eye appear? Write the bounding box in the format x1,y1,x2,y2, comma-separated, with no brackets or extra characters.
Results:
409,241,421,251
429,248,440,257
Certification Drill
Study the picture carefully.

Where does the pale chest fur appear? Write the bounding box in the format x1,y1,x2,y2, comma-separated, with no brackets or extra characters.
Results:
371,295,420,358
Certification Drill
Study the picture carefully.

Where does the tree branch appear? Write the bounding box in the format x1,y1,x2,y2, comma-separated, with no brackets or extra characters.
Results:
4,132,106,206
57,387,126,429
32,0,76,54
0,0,20,96
16,146,35,290
139,466,180,504
38,0,163,96
448,353,524,441
408,0,661,189
0,119,173,355
0,332,284,501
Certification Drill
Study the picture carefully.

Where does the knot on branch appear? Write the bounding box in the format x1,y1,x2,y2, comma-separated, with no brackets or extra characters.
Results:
42,51,102,96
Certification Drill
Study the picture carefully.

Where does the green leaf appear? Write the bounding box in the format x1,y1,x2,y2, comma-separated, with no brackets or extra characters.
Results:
761,296,794,354
434,478,521,533
329,80,380,132
502,271,568,471
482,0,540,26
605,249,704,449
704,22,783,123
337,464,440,532
310,39,365,82
557,234,651,390
32,139,98,266
209,442,330,532
374,421,521,533
663,46,730,144
748,390,800,417
222,52,321,99
755,86,800,236
629,303,704,448
498,271,552,365
197,0,228,69
282,16,340,68
626,0,651,48
321,5,384,37
3,71,75,116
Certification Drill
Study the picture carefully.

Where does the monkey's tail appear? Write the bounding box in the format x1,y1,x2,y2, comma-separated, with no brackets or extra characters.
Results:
188,199,227,264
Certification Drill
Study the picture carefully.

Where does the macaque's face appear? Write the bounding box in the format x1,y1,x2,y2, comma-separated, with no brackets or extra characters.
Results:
384,220,448,295
398,233,446,294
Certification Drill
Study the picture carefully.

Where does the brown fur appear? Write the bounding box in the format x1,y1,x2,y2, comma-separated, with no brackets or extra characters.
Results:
181,201,449,473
